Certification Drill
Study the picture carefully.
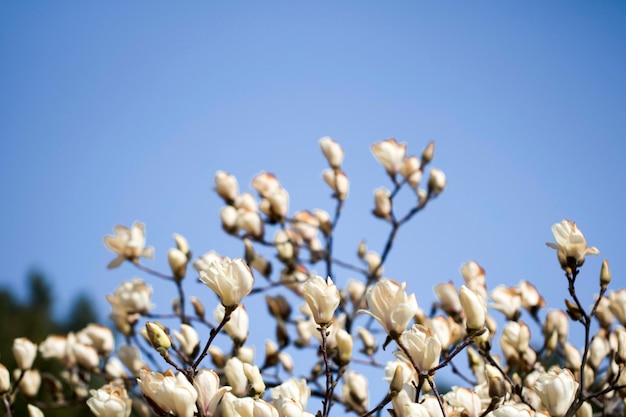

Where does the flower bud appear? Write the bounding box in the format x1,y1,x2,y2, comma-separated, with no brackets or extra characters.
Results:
616,327,626,365
400,156,422,189
434,282,462,317
357,327,378,356
173,324,200,359
220,206,239,234
314,209,332,236
27,405,44,417
609,289,626,326
302,275,340,326
357,241,367,259
341,371,368,414
146,322,171,356
0,364,10,393
565,299,582,322
243,363,265,397
427,168,446,197
322,169,349,200
319,136,344,169
215,171,239,203
168,248,188,281
600,259,611,290
335,329,353,366
278,352,294,373
459,286,486,333
13,338,37,370
389,365,404,396
576,401,592,417
421,141,435,165
372,187,392,220
190,296,205,319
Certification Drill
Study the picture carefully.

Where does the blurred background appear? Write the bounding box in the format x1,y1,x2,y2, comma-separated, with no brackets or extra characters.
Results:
1,1,625,413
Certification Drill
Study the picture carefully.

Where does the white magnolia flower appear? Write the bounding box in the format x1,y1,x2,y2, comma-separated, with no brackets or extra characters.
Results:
137,369,198,417
534,368,578,417
371,138,407,176
193,369,231,417
104,222,154,268
27,405,44,417
342,371,368,414
322,169,349,200
0,364,10,394
200,257,254,307
106,278,153,315
13,337,37,370
396,324,442,371
173,324,200,358
546,219,599,266
360,279,419,337
16,369,41,397
215,304,249,345
302,275,341,326
87,382,132,417
77,323,115,356
270,377,311,410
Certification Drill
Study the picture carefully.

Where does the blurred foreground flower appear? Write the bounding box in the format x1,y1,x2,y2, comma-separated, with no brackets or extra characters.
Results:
533,368,578,417
104,222,154,268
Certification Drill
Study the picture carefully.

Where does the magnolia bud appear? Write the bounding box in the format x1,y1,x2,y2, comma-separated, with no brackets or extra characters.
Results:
168,248,188,281
576,402,592,417
335,329,353,366
278,352,294,373
27,405,44,417
389,365,404,396
600,259,611,290
13,338,37,370
319,136,344,169
565,299,582,322
190,296,205,319
421,141,435,165
173,324,200,359
220,206,239,234
616,327,626,365
16,369,41,397
243,363,265,397
146,322,171,356
357,241,367,259
0,364,9,393
322,169,349,201
459,286,486,333
371,138,406,176
427,168,446,196
373,187,392,220
314,209,332,236
263,340,279,369
215,171,239,203
357,327,377,356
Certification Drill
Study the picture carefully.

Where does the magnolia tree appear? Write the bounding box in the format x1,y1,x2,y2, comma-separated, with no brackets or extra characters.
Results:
1,138,625,417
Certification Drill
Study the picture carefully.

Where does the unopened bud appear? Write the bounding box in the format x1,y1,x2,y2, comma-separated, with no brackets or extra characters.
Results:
243,363,265,397
278,352,294,373
168,248,187,281
322,169,349,201
357,327,378,356
319,136,344,169
263,340,279,369
335,329,353,366
557,249,573,275
565,299,582,322
173,233,191,258
220,206,239,235
421,141,435,165
357,241,367,259
265,294,292,321
600,259,611,290
0,364,9,393
576,401,592,417
314,209,332,236
145,322,171,356
214,171,239,203
373,187,392,220
190,296,205,319
427,168,446,197
486,364,507,398
389,365,404,396
209,346,225,368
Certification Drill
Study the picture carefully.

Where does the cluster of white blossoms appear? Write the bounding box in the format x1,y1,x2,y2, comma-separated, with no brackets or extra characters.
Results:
2,138,626,417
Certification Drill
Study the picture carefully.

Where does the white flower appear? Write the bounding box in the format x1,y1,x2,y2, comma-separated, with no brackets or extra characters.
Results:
193,369,231,417
546,219,599,266
489,285,522,320
396,324,442,371
27,405,44,417
0,364,9,393
319,136,344,168
392,388,431,417
16,369,40,397
199,257,254,307
608,289,626,326
302,275,341,326
77,324,115,356
534,368,578,417
270,378,311,410
173,324,200,358
104,222,154,268
373,187,392,220
215,304,249,345
360,279,419,337
106,278,153,315
224,357,248,396
371,138,407,176
342,371,368,414
13,337,37,370
87,382,132,417
137,369,198,417
427,168,446,196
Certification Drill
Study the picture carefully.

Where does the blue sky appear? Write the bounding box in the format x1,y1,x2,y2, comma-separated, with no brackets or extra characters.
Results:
1,0,625,400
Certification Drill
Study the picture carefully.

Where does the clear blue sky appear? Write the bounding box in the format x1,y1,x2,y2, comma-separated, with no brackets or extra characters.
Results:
1,0,625,397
